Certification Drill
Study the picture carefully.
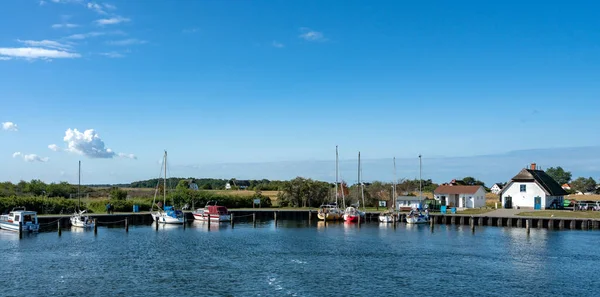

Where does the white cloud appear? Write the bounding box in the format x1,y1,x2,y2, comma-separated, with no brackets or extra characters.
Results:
49,128,135,159
0,47,80,60
48,144,61,151
299,28,327,42
87,2,106,14
12,152,49,162
103,3,116,10
107,39,146,46
17,39,72,50
52,23,79,29
118,153,137,160
94,16,130,26
272,41,285,48
2,122,18,131
39,1,46,5
100,51,124,58
66,30,124,40
0,57,11,61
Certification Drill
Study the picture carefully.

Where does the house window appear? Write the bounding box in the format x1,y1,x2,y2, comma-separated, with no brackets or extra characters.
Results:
520,185,526,192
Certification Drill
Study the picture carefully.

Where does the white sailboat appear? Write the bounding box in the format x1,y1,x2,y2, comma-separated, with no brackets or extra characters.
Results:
406,154,430,224
318,145,343,221
70,160,94,228
344,151,366,222
379,157,398,223
151,151,185,224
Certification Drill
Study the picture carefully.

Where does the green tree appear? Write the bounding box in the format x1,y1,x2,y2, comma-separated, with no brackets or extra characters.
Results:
545,167,572,185
109,187,128,200
202,183,213,190
571,177,597,193
24,179,47,196
461,177,485,187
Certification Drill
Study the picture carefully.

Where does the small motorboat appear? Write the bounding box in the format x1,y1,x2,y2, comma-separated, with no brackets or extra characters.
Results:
378,210,396,223
192,201,231,222
0,207,39,233
70,209,94,228
406,209,430,224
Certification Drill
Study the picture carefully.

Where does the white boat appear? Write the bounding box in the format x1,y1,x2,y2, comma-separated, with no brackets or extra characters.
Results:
318,203,343,221
70,210,94,228
343,206,360,222
151,151,185,224
70,161,94,228
0,207,40,233
406,209,430,224
193,201,231,222
378,210,396,223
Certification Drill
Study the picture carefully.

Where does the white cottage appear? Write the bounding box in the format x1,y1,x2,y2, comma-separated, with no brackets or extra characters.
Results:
490,183,504,195
395,196,427,211
434,185,487,208
500,163,567,209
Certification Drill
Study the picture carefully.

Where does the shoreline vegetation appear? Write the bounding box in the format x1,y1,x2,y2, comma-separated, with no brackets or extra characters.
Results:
2,177,600,218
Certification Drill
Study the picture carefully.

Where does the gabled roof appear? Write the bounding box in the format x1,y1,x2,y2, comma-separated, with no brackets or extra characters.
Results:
502,169,568,196
492,183,504,188
396,196,427,201
434,185,483,195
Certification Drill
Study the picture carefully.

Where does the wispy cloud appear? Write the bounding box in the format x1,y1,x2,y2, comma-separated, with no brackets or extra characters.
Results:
39,0,46,5
52,23,79,29
2,122,18,131
103,3,116,10
0,47,80,60
87,2,106,14
107,38,146,46
66,30,124,40
100,51,124,58
298,27,327,42
94,16,130,26
17,39,72,50
272,41,285,48
183,27,200,34
48,128,135,159
12,152,49,163
0,57,11,61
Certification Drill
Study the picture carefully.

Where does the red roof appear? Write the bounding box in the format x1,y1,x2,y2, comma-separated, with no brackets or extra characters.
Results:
434,185,483,195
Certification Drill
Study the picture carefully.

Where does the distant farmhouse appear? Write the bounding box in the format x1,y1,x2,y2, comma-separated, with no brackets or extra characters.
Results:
500,163,567,209
225,179,250,190
490,183,505,195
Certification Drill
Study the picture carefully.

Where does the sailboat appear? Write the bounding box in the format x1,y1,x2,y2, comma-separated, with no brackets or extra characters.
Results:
344,151,365,222
379,157,398,223
406,154,430,224
318,145,343,221
70,160,94,228
151,151,185,224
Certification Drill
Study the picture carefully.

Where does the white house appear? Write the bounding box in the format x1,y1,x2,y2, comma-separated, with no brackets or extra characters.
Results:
395,196,427,211
434,185,487,208
490,183,504,195
225,182,232,190
500,163,567,209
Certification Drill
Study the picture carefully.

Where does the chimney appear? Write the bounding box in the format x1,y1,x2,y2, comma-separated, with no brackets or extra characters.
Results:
530,163,536,170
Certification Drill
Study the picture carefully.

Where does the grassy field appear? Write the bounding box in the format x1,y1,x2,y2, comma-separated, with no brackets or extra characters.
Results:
517,210,600,219
456,208,495,215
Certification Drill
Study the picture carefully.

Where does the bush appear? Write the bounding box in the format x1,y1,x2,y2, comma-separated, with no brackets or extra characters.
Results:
109,187,128,200
0,196,78,214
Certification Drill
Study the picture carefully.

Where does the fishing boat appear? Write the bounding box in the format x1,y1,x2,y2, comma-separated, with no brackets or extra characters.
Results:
151,151,185,224
0,207,40,233
70,161,94,228
406,209,430,224
317,203,343,221
192,201,231,222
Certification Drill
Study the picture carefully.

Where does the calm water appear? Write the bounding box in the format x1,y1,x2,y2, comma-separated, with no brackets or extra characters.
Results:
1,220,599,296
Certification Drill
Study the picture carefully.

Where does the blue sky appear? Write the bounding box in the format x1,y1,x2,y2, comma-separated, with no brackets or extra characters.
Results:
1,0,599,185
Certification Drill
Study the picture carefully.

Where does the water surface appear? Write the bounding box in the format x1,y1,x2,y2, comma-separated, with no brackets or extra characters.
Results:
1,221,598,296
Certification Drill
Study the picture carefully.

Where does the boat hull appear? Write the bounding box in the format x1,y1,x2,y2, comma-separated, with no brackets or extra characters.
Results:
317,212,341,221
378,215,394,223
344,214,359,222
193,213,231,222
0,221,39,233
153,212,185,224
406,216,429,224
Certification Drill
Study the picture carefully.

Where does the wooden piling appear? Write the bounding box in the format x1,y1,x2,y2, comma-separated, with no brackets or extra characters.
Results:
569,220,576,230
548,219,554,230
470,217,475,233
183,217,186,230
451,216,456,225
155,219,159,231
125,217,129,233
230,213,234,229
516,219,522,228
94,219,98,235
526,219,531,234
274,211,278,228
537,219,543,229
308,211,312,224
558,220,564,230
478,217,483,226
207,215,211,230
18,221,23,239
253,212,256,228
358,214,361,228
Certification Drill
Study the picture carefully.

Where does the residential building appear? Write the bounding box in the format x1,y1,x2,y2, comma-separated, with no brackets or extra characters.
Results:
500,163,567,209
490,183,504,195
395,196,427,211
433,185,487,208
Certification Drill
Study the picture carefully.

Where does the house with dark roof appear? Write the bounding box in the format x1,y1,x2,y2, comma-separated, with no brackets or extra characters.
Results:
500,163,567,209
433,185,486,208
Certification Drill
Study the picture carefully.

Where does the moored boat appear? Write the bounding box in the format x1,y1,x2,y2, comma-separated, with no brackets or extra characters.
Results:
317,203,343,221
151,151,185,225
343,206,360,222
406,209,429,224
193,201,231,222
0,207,40,233
70,210,94,228
378,210,396,223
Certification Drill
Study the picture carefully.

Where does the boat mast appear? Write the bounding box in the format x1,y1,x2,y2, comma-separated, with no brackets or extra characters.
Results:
335,145,338,205
164,150,167,207
393,157,397,210
360,152,365,211
78,160,81,211
357,151,360,205
419,154,422,198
